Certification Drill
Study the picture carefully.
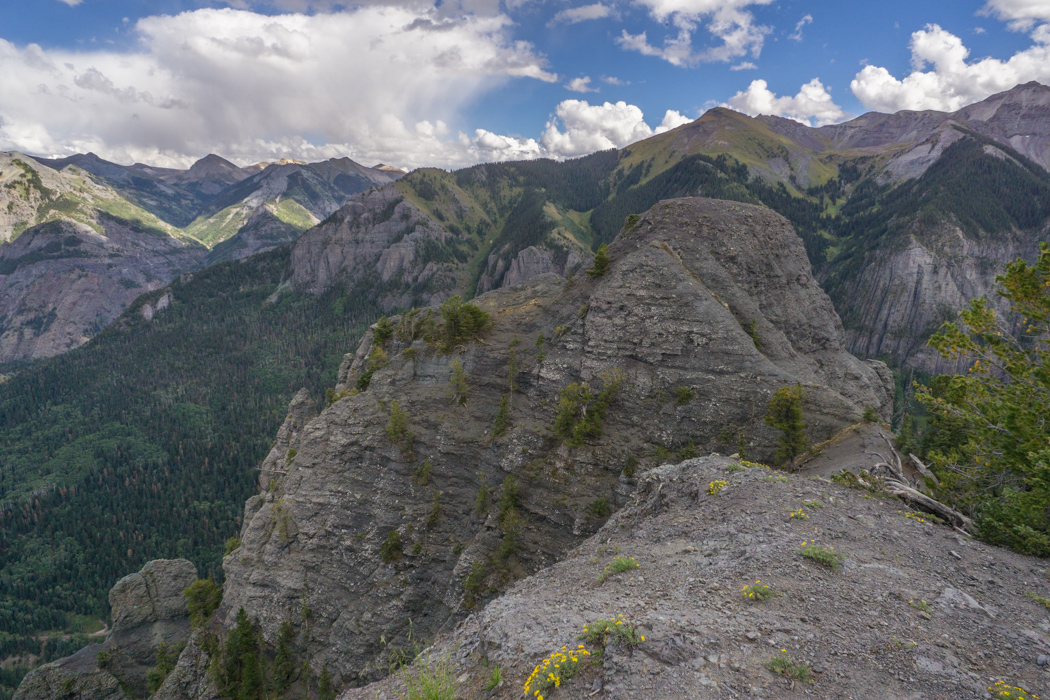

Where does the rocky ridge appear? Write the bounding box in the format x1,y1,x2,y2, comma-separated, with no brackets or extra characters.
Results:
342,455,1050,700
140,196,895,695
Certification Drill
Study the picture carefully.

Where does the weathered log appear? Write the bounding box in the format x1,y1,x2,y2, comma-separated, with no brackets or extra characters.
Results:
883,476,973,531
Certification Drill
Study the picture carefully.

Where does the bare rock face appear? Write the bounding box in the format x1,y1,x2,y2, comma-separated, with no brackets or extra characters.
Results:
217,198,891,690
110,559,198,632
476,245,591,294
0,218,204,363
14,559,197,700
290,186,460,309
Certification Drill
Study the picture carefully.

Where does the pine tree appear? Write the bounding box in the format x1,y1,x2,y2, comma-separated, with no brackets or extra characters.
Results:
271,621,296,694
587,243,610,276
765,384,807,466
318,666,336,700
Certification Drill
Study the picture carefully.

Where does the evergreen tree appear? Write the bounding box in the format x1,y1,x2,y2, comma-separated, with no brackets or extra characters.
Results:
765,384,807,466
318,667,336,700
587,243,610,276
271,621,296,694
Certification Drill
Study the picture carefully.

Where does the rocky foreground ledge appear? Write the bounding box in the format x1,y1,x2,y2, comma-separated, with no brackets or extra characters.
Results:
347,456,1050,700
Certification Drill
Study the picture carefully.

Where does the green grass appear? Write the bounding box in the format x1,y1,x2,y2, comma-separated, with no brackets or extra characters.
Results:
395,652,456,700
185,204,250,246
799,543,846,571
598,556,639,583
273,198,318,230
765,651,812,682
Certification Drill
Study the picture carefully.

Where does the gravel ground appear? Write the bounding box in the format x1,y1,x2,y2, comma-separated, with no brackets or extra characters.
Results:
343,457,1050,700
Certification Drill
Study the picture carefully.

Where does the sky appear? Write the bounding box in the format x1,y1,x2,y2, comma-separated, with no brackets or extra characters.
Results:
0,0,1049,170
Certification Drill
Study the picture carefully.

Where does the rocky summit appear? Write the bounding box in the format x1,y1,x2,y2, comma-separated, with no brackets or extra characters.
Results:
49,195,885,698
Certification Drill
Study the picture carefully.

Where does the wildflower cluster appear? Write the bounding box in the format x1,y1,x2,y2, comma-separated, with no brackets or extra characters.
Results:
598,556,639,583
740,580,775,601
765,649,812,682
740,460,770,469
579,614,644,648
523,645,591,698
908,599,932,613
1025,592,1050,609
789,508,809,520
798,541,846,571
899,510,928,524
708,480,729,496
989,680,1039,699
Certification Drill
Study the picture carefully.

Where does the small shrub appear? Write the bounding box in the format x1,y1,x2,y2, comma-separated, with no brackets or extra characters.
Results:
438,296,491,353
579,614,643,647
598,556,639,583
474,478,489,515
623,454,638,478
395,651,456,700
535,333,546,363
523,646,591,697
900,510,929,524
799,542,845,571
726,464,745,473
674,387,694,405
184,578,222,628
146,642,181,694
463,561,488,608
741,580,775,601
763,474,788,482
623,213,639,231
425,492,441,529
498,475,519,525
413,459,432,486
989,681,1038,700
485,664,502,691
708,480,728,496
765,650,812,682
802,499,824,509
676,441,698,461
862,405,879,422
387,401,415,460
402,347,417,360
379,530,403,563
448,359,469,405
224,536,242,556
590,498,611,518
909,599,932,613
492,394,511,437
373,316,394,345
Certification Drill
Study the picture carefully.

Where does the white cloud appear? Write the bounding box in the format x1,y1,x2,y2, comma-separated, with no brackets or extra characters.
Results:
56,0,83,6
601,75,630,85
979,0,1050,30
539,100,687,157
0,6,557,170
850,23,1050,112
974,26,987,34
725,78,849,126
548,3,617,26
730,61,757,70
789,13,812,41
617,0,773,66
566,76,599,92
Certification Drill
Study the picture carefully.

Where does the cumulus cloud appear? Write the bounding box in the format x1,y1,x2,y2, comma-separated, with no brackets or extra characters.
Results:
548,3,617,26
617,0,773,67
601,75,630,85
730,61,757,70
56,0,83,6
566,76,599,92
538,99,690,157
978,0,1050,30
850,23,1050,112
725,78,849,126
0,6,558,170
789,14,812,41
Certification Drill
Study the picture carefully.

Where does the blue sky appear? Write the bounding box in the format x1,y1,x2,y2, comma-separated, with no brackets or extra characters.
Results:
0,0,1048,169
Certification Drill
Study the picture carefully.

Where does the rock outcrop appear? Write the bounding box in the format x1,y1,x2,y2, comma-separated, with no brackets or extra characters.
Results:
14,559,197,700
343,456,1050,700
215,197,890,689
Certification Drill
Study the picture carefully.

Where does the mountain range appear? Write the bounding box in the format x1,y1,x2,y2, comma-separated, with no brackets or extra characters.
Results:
0,152,401,363
1,81,1049,699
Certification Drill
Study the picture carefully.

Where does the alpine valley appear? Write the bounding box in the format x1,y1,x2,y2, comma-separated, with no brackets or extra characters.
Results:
2,81,1050,699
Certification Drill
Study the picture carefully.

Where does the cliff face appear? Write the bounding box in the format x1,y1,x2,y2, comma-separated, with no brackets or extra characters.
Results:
0,218,204,363
214,198,890,689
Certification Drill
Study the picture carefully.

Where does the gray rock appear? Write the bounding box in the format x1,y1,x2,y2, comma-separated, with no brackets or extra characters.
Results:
110,558,198,632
